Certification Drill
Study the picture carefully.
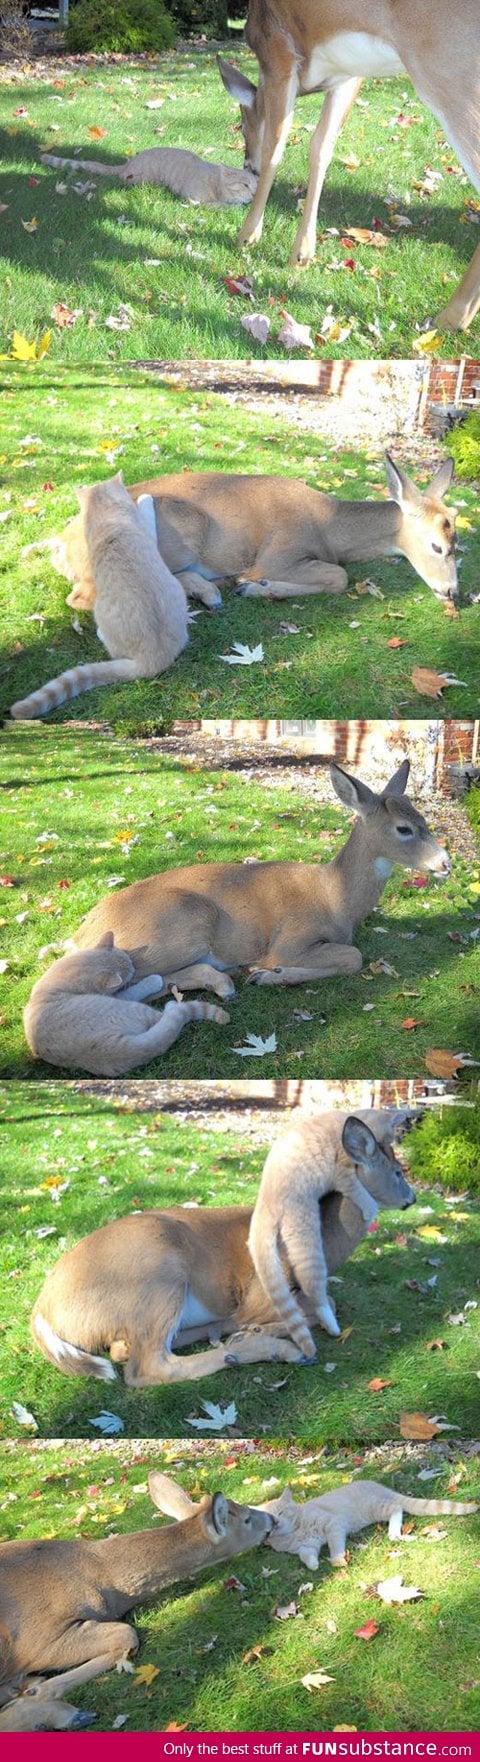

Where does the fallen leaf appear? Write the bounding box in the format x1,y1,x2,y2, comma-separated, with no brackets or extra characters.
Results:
220,641,264,666
88,125,108,139
89,1411,124,1436
387,636,408,649
411,666,467,699
11,1401,38,1431
426,1339,449,1351
400,1411,440,1441
224,1575,246,1593
368,1378,393,1393
412,329,444,355
401,1017,425,1030
278,311,314,350
275,1601,301,1621
376,1574,423,1604
342,225,389,248
51,301,82,328
240,311,270,344
232,1032,277,1057
416,1225,448,1242
188,1399,237,1432
425,1049,475,1079
354,1620,379,1641
223,274,254,300
21,216,38,233
242,1644,272,1664
301,1669,335,1690
134,1664,160,1689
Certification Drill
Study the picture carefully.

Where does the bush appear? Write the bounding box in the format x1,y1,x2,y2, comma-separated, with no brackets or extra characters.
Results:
0,0,32,56
444,411,480,482
466,786,480,838
406,1102,480,1195
168,0,229,37
66,0,175,54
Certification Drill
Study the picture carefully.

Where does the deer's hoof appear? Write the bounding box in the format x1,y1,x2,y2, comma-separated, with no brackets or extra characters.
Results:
225,1352,239,1367
71,1713,97,1730
298,1352,317,1366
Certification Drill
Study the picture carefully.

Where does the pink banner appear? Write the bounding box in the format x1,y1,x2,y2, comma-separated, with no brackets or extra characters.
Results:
0,1735,478,1758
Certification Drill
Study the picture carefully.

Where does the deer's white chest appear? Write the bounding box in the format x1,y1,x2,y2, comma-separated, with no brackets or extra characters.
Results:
303,33,404,91
179,1293,217,1330
374,857,394,880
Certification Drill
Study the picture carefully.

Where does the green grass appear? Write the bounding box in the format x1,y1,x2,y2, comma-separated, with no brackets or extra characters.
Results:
1,724,479,1081
0,1436,479,1730
1,1082,479,1441
1,51,480,359
1,365,480,724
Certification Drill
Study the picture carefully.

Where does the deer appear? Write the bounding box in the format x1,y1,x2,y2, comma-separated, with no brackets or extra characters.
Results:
0,1474,274,1732
71,758,451,1003
47,452,458,609
217,0,480,333
30,1107,416,1389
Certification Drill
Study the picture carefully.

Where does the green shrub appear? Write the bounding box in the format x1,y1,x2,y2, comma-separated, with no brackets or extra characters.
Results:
168,0,229,37
444,411,480,482
467,786,480,838
407,1102,480,1195
66,0,175,54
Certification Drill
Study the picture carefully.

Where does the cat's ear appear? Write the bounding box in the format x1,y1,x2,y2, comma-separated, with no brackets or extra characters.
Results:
96,930,115,950
104,970,126,993
76,486,89,508
114,469,125,484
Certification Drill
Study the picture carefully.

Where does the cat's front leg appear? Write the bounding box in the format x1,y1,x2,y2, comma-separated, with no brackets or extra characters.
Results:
387,1507,404,1541
299,1541,321,1570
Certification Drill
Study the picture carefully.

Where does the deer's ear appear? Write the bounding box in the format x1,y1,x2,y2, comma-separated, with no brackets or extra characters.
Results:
382,758,410,798
96,930,115,950
330,764,377,817
428,457,454,498
148,1471,196,1519
206,1492,229,1540
384,452,423,511
217,54,257,106
342,1115,378,1164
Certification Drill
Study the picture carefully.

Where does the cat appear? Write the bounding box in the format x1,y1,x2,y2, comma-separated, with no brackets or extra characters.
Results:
248,1110,408,1359
40,148,257,206
10,475,188,720
23,931,229,1077
261,1479,480,1569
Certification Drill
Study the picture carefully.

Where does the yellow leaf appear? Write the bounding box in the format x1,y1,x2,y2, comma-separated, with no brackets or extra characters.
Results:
36,329,52,360
412,329,444,354
455,515,474,531
134,1664,160,1689
468,882,480,896
10,330,37,361
21,216,39,233
416,1225,447,1242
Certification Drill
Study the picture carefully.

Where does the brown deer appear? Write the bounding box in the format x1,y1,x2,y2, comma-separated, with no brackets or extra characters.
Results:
31,1108,416,1388
0,1475,274,1732
47,453,458,609
71,759,450,1001
217,1,480,332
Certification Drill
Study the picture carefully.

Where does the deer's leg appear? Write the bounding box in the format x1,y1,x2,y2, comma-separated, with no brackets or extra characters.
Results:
236,560,348,599
178,568,224,610
400,58,480,330
239,71,298,247
291,77,362,265
122,974,165,1002
163,961,236,1000
33,1620,139,1678
248,939,363,985
433,239,480,332
124,1328,304,1387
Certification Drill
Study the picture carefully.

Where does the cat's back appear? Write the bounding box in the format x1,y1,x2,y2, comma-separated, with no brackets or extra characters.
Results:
259,1107,343,1206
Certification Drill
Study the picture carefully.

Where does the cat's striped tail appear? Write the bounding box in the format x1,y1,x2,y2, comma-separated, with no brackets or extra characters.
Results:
402,1494,479,1516
248,1214,316,1359
10,658,138,720
41,152,123,178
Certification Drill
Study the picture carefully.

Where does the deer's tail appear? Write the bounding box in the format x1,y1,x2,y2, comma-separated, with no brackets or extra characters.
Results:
40,152,122,178
10,658,138,720
31,1311,117,1382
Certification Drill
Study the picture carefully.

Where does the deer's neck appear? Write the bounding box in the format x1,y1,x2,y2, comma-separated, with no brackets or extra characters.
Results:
96,1520,220,1609
325,819,392,932
326,496,403,564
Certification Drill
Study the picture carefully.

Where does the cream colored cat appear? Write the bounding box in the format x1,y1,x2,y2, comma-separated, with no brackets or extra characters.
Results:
41,147,257,206
10,476,188,720
261,1479,479,1569
248,1111,408,1358
23,932,228,1077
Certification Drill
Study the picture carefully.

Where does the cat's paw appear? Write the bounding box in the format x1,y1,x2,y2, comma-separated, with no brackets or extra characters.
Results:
318,1302,341,1338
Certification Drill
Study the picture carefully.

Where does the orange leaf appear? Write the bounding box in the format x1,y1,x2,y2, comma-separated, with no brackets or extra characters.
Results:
88,125,108,139
368,1377,393,1393
424,1049,466,1079
355,1620,380,1641
399,1411,440,1441
401,1017,425,1031
164,1724,191,1732
387,636,408,649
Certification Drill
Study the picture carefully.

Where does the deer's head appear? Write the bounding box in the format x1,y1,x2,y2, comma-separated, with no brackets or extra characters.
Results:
330,759,451,878
148,1471,275,1554
217,56,263,175
385,453,457,599
341,1114,416,1210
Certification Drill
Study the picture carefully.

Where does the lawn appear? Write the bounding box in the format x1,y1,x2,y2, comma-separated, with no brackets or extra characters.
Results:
1,50,480,360
1,1083,479,1441
1,366,480,725
0,725,479,1082
0,1435,478,1731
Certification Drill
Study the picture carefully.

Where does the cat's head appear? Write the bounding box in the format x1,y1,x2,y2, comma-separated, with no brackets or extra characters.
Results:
259,1485,296,1530
47,933,135,996
77,470,130,521
47,516,96,608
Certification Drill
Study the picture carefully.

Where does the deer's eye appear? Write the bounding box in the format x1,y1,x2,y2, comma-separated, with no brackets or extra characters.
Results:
432,541,443,554
397,824,414,837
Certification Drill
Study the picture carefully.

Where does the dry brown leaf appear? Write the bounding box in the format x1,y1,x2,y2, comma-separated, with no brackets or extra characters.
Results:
368,1377,393,1393
88,125,108,139
401,1016,425,1031
426,1339,449,1352
342,226,389,248
411,666,448,699
424,1049,466,1079
399,1411,440,1441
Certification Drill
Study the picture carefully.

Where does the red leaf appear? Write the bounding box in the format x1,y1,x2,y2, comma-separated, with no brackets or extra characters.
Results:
42,482,54,492
58,879,71,889
28,176,39,185
404,874,429,889
355,1620,380,1641
0,875,15,886
343,257,356,270
223,275,254,301
367,1218,379,1233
